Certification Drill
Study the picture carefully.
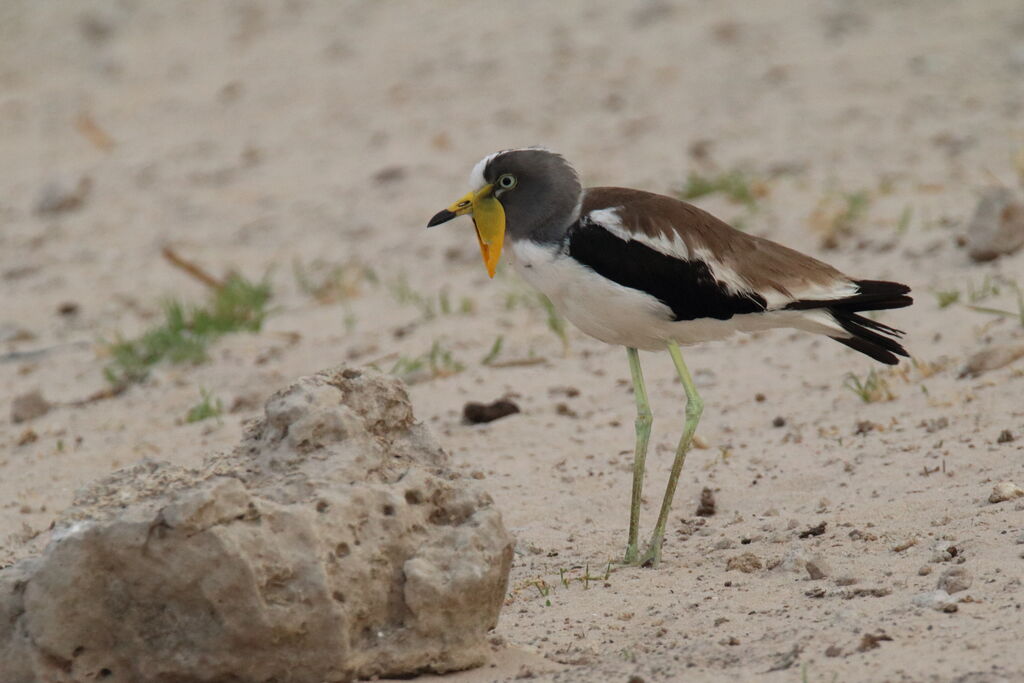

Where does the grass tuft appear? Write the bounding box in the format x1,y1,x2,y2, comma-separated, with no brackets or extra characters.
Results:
679,170,765,209
105,274,272,387
843,369,895,403
810,188,872,248
185,388,223,424
389,340,465,383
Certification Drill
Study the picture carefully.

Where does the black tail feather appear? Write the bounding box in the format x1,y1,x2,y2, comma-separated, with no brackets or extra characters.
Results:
786,279,913,313
830,310,910,365
783,279,913,364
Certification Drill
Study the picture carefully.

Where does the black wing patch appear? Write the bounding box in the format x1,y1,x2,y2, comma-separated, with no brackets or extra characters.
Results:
567,222,767,322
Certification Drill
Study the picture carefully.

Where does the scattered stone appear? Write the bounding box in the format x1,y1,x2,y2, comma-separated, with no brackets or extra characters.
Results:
912,590,959,612
857,631,893,652
938,566,973,594
11,391,51,423
56,301,80,316
798,521,826,538
989,482,1024,504
919,565,933,576
848,586,892,599
766,644,802,672
997,430,1015,444
834,575,858,586
0,367,514,681
554,402,578,418
965,187,1024,262
931,541,960,563
805,556,831,580
921,416,949,433
772,416,786,428
777,544,811,573
892,538,917,552
714,538,733,550
726,552,762,573
463,398,520,424
0,324,35,344
824,645,843,658
16,429,38,446
958,343,1024,378
35,176,92,214
696,487,716,517
373,165,406,183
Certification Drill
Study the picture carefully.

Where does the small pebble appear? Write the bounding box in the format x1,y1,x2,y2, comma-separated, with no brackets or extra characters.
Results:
726,552,762,573
989,482,1024,504
912,589,958,613
11,391,51,423
714,538,733,550
696,487,716,517
805,557,831,580
835,575,858,586
997,429,1015,444
938,566,972,594
772,416,786,428
463,398,520,424
918,565,932,576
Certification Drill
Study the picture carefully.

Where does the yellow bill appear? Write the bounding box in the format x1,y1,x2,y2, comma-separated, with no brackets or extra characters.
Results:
427,184,506,278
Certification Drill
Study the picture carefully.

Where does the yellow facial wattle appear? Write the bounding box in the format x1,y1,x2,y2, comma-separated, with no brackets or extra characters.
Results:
438,184,506,278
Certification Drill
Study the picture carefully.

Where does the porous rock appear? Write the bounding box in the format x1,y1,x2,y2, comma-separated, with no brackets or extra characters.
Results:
0,366,514,683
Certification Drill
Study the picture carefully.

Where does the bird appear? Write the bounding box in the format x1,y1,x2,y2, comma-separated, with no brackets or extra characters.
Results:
427,148,912,567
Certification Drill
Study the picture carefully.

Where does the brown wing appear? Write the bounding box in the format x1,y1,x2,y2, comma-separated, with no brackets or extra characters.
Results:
581,187,847,298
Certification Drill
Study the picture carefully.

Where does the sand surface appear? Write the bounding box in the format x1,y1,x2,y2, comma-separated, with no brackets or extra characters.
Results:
3,1,1024,680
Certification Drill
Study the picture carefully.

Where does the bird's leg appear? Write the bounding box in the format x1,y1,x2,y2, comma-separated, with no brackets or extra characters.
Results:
639,341,703,567
623,347,653,565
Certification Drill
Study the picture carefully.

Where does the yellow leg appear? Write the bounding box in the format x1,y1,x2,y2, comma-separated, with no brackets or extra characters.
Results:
638,341,703,567
623,347,652,564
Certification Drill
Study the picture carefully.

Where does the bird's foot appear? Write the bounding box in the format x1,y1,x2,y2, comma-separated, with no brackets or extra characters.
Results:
636,535,663,568
622,543,640,566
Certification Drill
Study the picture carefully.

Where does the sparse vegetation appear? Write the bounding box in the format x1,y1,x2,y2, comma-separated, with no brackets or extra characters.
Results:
843,369,895,403
538,294,569,355
387,273,474,320
481,335,504,365
933,276,1021,325
679,169,766,209
185,388,223,424
389,340,465,383
810,188,872,248
293,258,376,303
104,274,272,387
934,289,960,309
896,205,913,233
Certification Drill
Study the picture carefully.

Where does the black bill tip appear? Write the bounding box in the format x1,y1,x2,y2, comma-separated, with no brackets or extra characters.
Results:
427,209,457,228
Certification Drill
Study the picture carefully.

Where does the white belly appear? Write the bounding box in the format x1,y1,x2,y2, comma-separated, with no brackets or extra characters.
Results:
508,240,838,351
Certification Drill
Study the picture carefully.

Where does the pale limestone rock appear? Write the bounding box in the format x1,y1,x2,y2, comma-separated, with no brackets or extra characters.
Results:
0,366,514,683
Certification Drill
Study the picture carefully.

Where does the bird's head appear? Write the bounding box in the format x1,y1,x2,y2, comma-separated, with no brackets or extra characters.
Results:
427,148,581,277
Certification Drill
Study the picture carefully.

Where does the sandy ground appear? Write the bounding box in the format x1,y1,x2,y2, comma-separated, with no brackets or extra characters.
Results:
3,1,1024,680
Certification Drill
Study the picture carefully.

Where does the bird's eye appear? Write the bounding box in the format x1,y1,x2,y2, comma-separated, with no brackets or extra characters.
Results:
497,174,517,189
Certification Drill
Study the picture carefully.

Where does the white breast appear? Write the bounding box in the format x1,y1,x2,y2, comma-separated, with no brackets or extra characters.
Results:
508,240,838,351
